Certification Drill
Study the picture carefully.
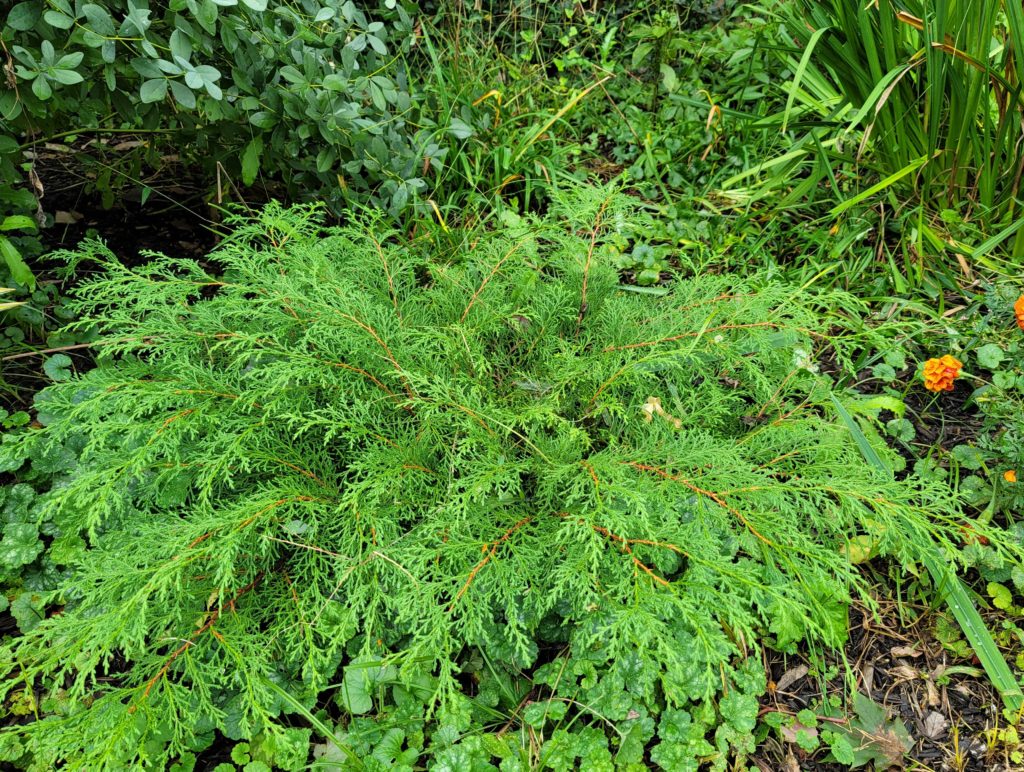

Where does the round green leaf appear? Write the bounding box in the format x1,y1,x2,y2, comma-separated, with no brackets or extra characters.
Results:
43,353,73,381
6,1,41,31
1,523,43,569
989,582,1014,610
976,343,1004,370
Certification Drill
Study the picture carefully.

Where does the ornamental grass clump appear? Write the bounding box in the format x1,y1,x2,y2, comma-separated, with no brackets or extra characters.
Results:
0,196,1005,767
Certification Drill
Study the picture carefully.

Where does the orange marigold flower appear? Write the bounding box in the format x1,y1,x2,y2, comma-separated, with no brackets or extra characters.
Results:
1006,470,1018,483
1015,295,1024,331
923,355,963,392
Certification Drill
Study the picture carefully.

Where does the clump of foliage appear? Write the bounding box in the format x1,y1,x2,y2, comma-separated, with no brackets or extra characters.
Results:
905,284,1024,588
3,0,434,216
739,0,1024,267
0,194,1009,768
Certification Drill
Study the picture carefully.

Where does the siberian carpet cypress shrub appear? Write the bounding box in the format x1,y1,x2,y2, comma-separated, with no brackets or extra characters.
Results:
0,193,1006,767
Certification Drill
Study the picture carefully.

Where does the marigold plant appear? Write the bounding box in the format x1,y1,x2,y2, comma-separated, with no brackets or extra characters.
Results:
923,355,963,392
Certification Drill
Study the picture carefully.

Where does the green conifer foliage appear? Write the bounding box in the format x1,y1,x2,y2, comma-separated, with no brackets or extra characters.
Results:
0,196,998,767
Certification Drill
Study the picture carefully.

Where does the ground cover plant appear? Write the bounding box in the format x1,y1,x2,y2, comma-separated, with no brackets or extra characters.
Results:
1,193,1016,769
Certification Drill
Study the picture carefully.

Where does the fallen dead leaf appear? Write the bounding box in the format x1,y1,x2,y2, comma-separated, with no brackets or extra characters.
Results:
889,664,919,683
781,721,818,744
925,677,940,707
862,661,875,695
922,711,949,740
776,664,808,693
891,645,923,658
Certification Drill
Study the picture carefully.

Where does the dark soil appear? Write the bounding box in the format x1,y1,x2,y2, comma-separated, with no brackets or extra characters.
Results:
850,362,985,483
903,377,982,449
0,150,226,409
31,144,222,263
755,599,1019,771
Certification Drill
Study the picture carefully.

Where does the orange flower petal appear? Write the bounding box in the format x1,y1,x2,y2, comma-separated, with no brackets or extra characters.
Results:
1006,470,1018,483
923,355,962,392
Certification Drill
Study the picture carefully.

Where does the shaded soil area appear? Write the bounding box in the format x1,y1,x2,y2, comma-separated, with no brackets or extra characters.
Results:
0,149,226,408
30,144,222,263
755,600,1020,771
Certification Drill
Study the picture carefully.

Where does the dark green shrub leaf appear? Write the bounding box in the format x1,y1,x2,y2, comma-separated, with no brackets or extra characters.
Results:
41,9,74,29
6,1,41,31
81,3,114,34
447,117,473,140
241,137,263,185
0,215,37,232
55,51,82,69
0,236,35,289
169,80,196,108
249,110,277,129
140,79,168,103
30,76,52,100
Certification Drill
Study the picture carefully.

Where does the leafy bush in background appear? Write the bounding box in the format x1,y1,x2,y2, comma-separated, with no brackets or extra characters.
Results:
3,0,436,216
0,194,1008,768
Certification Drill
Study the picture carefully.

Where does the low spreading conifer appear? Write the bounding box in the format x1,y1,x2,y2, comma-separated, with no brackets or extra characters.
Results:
0,195,1003,768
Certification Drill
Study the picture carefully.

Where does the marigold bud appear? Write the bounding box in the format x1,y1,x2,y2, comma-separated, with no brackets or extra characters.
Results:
922,355,962,392
1006,470,1018,483
1015,295,1024,331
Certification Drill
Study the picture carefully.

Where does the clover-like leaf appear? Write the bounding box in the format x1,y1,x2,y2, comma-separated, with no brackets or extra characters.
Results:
988,582,1014,610
886,418,915,442
719,690,758,734
336,656,396,715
